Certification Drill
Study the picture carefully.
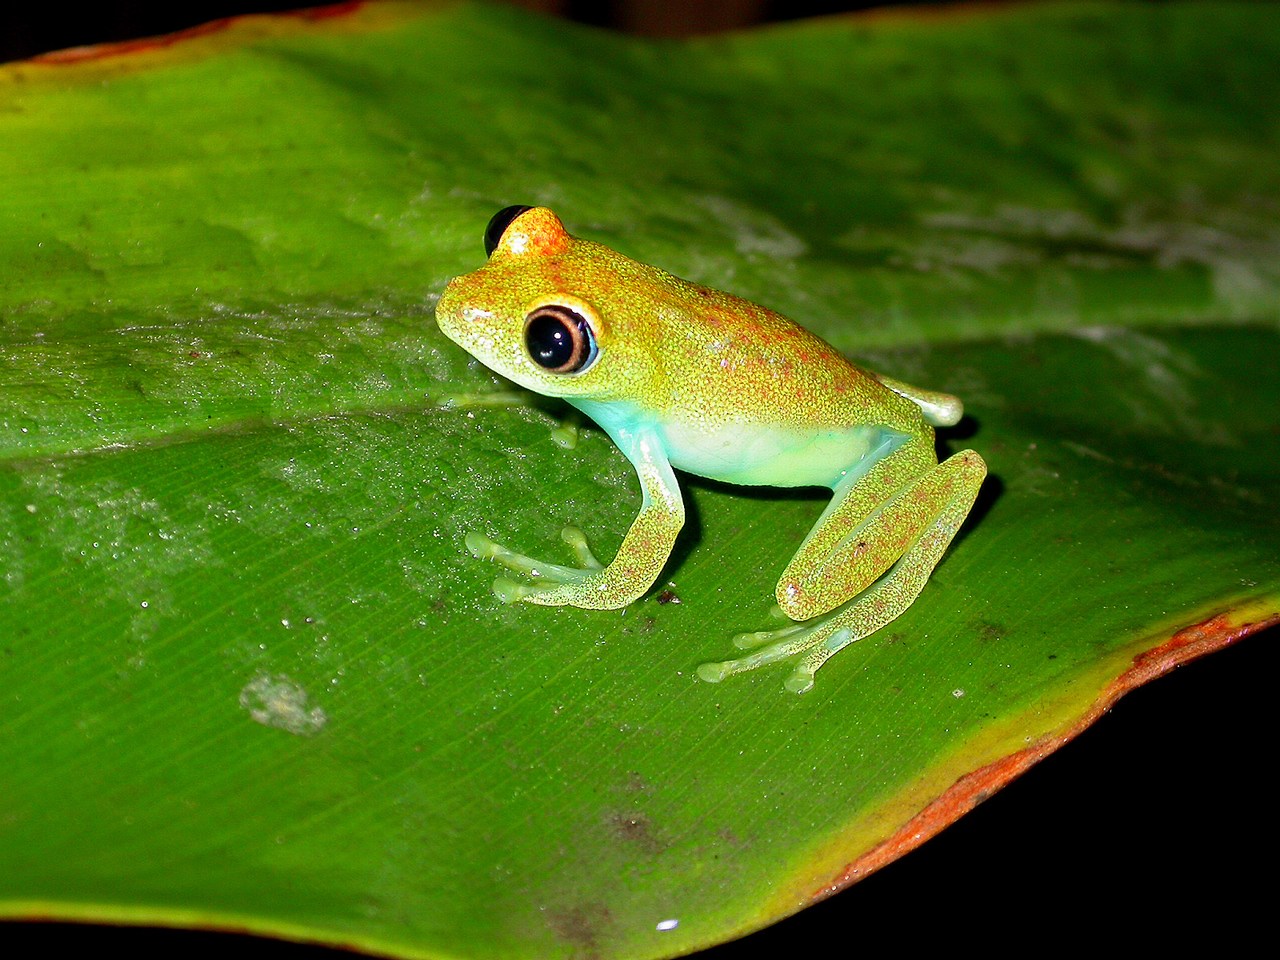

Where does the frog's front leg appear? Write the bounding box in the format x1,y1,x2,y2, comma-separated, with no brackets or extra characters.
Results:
466,427,684,610
699,441,986,693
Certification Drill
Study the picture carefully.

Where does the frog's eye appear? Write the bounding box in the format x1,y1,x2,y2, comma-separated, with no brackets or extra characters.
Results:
484,205,534,257
524,305,598,375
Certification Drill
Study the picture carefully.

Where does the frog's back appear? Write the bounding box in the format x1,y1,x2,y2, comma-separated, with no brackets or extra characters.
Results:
539,238,945,491
569,264,933,490
640,272,928,436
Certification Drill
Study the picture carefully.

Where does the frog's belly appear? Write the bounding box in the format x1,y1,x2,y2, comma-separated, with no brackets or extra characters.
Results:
661,420,901,490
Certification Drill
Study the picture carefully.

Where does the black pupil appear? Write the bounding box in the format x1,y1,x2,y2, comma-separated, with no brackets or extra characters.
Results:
526,311,580,370
484,204,534,256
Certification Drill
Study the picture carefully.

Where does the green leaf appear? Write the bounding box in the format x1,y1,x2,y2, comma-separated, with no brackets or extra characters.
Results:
2,2,1277,958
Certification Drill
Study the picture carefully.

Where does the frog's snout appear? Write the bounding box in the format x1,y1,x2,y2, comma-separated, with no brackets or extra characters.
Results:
434,277,466,337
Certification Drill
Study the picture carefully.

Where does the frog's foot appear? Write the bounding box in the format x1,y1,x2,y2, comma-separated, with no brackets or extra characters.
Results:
465,527,604,604
696,615,857,695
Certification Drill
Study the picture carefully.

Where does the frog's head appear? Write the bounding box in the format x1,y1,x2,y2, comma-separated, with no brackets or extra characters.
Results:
436,206,666,403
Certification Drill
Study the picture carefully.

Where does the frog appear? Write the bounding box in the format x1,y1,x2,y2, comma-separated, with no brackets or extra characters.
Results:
435,205,987,694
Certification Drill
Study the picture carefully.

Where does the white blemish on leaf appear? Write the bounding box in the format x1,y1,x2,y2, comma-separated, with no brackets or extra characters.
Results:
917,201,1280,317
692,195,807,259
1072,326,1239,446
239,673,328,736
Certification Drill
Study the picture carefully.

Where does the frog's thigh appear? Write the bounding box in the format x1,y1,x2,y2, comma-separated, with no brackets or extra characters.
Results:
777,433,937,620
790,448,986,686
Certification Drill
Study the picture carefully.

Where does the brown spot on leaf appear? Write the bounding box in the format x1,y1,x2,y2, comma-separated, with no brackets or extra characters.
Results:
546,901,613,959
605,809,663,855
976,620,1007,643
621,771,653,795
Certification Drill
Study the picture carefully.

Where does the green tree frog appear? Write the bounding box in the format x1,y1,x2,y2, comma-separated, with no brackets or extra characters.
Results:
436,206,986,694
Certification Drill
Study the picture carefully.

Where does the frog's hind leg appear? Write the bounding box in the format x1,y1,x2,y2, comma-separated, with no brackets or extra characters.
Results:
776,432,940,621
699,448,986,694
784,449,986,692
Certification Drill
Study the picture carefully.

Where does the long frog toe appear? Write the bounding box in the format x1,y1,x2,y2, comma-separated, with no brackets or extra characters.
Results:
465,528,600,602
